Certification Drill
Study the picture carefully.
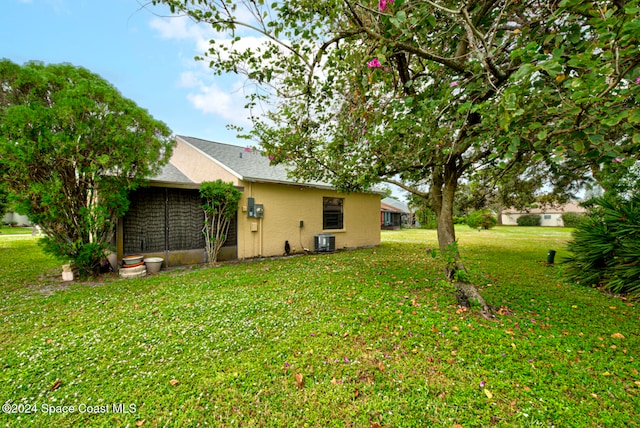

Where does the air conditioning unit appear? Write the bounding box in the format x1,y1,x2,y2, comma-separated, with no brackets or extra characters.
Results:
314,234,335,252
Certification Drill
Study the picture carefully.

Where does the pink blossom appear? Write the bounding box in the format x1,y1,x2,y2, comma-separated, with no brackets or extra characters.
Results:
480,381,485,388
450,81,459,87
268,155,274,161
367,58,382,68
378,0,394,12
613,156,625,163
244,146,251,152
636,76,640,84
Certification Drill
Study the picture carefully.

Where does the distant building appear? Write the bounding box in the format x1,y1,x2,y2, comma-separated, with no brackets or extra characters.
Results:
2,212,31,226
381,197,413,230
501,202,586,227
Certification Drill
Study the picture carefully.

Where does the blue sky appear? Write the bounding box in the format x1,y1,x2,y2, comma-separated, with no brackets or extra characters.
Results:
2,0,252,146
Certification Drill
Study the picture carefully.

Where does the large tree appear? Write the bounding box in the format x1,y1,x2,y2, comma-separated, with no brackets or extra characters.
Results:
153,0,639,316
0,60,174,275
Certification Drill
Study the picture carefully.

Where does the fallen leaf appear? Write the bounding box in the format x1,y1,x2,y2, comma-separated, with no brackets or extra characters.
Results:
371,423,382,428
354,389,359,398
51,379,62,390
295,373,303,389
136,420,146,427
483,388,493,399
46,339,53,344
170,379,179,386
378,361,385,372
611,332,625,339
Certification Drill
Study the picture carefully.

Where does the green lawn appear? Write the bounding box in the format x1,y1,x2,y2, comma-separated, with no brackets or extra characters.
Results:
0,226,33,235
0,227,638,427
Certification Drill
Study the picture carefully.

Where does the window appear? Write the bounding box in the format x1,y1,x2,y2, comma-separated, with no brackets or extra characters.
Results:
323,197,344,229
543,214,552,220
384,212,393,226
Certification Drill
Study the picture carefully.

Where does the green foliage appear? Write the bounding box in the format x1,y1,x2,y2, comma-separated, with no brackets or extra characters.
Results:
410,197,437,230
0,60,173,276
200,180,242,263
561,212,585,228
517,214,542,227
416,208,437,229
467,209,497,230
564,194,640,296
0,183,8,218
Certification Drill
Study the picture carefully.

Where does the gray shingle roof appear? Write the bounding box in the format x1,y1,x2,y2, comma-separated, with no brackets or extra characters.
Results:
178,135,332,189
152,160,194,184
381,197,410,213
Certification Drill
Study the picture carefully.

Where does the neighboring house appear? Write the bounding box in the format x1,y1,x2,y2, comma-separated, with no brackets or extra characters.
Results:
380,197,412,230
501,202,586,227
2,212,31,226
115,135,381,267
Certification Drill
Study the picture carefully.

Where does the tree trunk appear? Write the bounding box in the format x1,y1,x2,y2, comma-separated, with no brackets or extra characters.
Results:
430,160,494,319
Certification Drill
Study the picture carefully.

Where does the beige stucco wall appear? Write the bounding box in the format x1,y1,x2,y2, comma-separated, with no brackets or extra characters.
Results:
172,137,239,185
502,213,564,227
236,181,380,259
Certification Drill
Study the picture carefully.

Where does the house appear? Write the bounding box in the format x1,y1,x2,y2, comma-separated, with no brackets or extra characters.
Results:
501,201,586,227
380,197,412,230
115,135,381,267
2,212,31,226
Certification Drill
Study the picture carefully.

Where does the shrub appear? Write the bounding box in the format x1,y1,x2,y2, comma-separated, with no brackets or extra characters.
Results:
416,207,437,229
200,180,242,264
467,209,497,230
563,194,640,296
561,211,585,228
517,214,541,226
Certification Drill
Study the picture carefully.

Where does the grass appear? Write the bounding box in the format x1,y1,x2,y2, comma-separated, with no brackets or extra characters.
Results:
0,225,33,235
0,226,638,427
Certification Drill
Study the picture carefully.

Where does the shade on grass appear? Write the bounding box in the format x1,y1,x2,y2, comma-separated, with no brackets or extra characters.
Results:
0,227,638,427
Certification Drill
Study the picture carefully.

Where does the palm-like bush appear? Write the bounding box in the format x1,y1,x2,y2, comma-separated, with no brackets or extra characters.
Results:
564,194,640,296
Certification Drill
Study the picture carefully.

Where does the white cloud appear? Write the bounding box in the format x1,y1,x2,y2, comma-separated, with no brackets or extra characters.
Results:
184,75,252,124
148,11,272,127
149,15,212,43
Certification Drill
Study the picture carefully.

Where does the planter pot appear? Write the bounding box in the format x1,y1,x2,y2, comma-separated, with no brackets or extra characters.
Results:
144,257,164,274
119,264,146,278
61,264,74,281
123,254,143,265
